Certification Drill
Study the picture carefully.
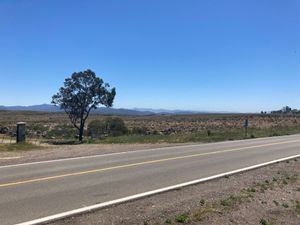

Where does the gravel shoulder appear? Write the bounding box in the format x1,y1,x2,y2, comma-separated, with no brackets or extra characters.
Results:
49,157,300,225
0,143,183,166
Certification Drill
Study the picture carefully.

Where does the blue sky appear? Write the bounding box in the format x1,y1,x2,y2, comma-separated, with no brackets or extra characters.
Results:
0,0,299,112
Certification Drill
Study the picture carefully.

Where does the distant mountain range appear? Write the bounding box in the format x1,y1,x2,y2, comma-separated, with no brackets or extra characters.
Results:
132,108,210,115
0,104,214,116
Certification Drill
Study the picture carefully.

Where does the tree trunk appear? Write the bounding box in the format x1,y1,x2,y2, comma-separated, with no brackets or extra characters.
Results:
78,119,85,143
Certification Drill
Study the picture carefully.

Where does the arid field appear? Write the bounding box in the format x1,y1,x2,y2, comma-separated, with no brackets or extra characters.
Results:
0,110,300,145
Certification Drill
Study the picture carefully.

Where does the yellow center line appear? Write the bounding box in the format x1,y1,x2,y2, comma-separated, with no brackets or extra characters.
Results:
0,139,299,188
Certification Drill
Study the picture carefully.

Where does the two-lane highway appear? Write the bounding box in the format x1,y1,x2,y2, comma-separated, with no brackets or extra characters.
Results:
0,134,300,224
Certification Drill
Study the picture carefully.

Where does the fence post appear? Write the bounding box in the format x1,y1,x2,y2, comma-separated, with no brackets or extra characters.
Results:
244,116,248,138
16,122,26,143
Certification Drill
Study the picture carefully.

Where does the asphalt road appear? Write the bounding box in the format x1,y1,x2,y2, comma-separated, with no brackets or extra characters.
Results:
0,135,300,225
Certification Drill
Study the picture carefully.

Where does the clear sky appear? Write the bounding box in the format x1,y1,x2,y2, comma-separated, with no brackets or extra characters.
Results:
0,0,299,112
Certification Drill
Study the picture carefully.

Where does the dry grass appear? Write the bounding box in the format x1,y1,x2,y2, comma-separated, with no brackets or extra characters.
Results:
0,142,43,151
1,111,300,144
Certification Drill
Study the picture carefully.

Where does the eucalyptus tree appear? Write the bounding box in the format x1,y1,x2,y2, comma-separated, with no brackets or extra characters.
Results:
52,69,116,142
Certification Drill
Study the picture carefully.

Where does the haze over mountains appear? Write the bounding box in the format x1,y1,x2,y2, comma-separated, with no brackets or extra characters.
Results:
0,104,214,116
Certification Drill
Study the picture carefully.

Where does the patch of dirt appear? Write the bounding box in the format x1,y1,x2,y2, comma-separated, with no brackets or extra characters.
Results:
49,158,300,225
0,143,181,166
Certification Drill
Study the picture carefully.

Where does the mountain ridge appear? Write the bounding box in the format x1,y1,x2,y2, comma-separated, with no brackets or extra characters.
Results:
0,104,154,116
0,104,231,115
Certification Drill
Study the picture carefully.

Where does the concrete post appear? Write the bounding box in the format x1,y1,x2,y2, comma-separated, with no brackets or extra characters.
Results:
16,122,26,143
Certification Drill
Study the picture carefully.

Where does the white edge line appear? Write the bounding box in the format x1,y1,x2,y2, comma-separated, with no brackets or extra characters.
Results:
0,157,21,160
1,134,299,169
16,153,300,225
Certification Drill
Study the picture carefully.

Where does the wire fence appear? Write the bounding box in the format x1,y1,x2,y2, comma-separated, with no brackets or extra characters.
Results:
0,128,47,145
0,127,16,144
0,124,79,146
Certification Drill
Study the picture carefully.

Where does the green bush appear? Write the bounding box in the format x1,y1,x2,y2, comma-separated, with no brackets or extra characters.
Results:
87,120,107,138
207,130,212,136
131,126,149,135
175,214,191,223
260,218,271,225
107,117,128,136
88,117,128,139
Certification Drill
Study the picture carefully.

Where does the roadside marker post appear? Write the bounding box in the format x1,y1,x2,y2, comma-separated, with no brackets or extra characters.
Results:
244,116,248,138
16,122,26,143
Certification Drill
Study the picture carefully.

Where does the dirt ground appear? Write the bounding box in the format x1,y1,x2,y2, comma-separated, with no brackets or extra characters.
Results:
0,143,181,166
48,158,300,225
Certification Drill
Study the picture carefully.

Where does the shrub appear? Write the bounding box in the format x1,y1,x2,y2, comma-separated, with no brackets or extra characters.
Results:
260,218,271,225
106,117,128,136
175,214,190,223
88,117,128,139
273,200,279,206
207,130,212,136
131,126,149,135
296,203,300,213
200,199,205,206
88,120,107,138
165,218,172,224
